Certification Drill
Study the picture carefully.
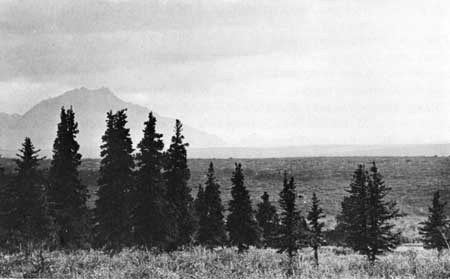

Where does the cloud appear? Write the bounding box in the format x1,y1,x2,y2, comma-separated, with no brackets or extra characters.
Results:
0,0,313,81
0,0,450,145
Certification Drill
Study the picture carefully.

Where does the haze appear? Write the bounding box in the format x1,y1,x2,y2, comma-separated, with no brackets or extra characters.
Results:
0,0,449,147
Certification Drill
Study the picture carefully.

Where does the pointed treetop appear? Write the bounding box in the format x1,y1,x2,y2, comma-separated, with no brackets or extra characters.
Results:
261,192,270,202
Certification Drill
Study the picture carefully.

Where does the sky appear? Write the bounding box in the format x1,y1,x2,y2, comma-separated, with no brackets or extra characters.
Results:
0,0,449,146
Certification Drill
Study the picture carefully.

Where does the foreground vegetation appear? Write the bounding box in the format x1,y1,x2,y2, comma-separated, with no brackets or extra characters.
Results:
1,107,448,276
2,246,450,279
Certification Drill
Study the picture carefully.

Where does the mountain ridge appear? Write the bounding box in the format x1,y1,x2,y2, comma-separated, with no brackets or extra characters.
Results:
0,87,226,158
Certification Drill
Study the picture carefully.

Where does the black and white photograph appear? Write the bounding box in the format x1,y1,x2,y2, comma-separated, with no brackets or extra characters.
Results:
0,0,449,278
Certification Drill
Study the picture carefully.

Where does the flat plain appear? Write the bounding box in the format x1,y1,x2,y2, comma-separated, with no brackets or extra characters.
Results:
1,155,449,241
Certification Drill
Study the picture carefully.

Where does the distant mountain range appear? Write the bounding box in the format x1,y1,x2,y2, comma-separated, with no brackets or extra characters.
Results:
0,87,449,159
0,87,226,158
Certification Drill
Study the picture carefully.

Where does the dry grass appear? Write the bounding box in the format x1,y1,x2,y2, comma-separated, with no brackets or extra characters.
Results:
1,246,449,279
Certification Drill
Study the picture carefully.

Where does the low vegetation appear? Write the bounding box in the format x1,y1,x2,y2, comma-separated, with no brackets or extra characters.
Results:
1,107,449,278
2,246,450,279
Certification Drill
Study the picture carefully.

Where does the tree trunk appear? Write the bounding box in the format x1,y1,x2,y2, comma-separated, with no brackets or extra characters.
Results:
314,247,319,267
287,252,294,277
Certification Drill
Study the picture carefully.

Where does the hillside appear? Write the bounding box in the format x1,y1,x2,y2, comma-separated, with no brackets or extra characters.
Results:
0,87,226,158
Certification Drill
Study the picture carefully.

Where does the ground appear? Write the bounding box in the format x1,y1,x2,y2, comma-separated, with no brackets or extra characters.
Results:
1,156,449,242
2,246,449,278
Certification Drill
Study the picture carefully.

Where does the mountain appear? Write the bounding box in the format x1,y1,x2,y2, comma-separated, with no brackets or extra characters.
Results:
0,87,226,158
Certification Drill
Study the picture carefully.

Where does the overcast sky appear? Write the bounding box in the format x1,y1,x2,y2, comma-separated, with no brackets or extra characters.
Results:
0,0,449,146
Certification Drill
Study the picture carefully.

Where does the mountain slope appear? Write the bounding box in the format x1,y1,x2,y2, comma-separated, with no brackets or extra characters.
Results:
0,87,226,158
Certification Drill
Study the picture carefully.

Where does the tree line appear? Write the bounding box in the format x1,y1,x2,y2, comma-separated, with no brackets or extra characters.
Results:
0,107,448,266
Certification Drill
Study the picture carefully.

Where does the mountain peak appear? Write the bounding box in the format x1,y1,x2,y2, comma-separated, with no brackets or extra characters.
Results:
60,87,116,99
0,87,226,158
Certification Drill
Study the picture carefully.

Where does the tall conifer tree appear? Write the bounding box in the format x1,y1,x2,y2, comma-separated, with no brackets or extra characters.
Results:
164,120,194,248
48,107,90,248
256,191,279,248
0,157,4,178
0,138,52,251
196,163,226,247
338,163,400,262
365,162,401,261
132,112,176,250
338,164,369,255
95,109,134,251
226,163,258,252
194,184,207,243
278,173,305,265
419,190,449,255
307,192,325,266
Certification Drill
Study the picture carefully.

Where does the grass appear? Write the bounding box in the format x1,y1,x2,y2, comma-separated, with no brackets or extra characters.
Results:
2,156,449,216
1,156,448,242
2,246,450,278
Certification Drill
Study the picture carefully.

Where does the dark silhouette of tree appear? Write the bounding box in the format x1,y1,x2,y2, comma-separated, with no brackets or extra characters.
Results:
48,107,90,249
132,112,176,250
278,173,305,273
0,158,4,178
94,109,134,252
338,164,369,256
194,184,207,243
0,138,52,252
419,190,449,256
256,191,279,248
366,162,401,262
338,163,400,262
0,157,8,190
164,119,194,249
196,163,226,247
0,157,12,248
226,163,258,252
307,192,325,266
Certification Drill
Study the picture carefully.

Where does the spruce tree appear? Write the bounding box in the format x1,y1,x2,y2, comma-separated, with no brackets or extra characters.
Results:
0,158,8,189
0,138,52,252
132,112,176,250
0,158,4,179
194,184,207,243
307,192,325,266
337,164,369,255
366,162,401,261
94,109,135,251
164,119,194,248
256,191,279,248
197,163,226,247
338,163,400,262
419,190,449,255
278,173,305,267
0,157,13,248
48,107,90,248
226,163,258,252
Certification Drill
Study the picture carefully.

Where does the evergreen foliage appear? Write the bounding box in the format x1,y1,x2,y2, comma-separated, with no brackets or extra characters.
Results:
419,190,449,253
48,107,91,249
194,184,207,243
366,162,401,261
0,138,52,252
164,119,195,249
338,164,369,255
226,163,258,252
132,112,176,250
256,191,279,248
277,173,305,259
196,163,226,247
307,192,325,266
338,163,400,262
0,158,8,190
94,109,135,251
